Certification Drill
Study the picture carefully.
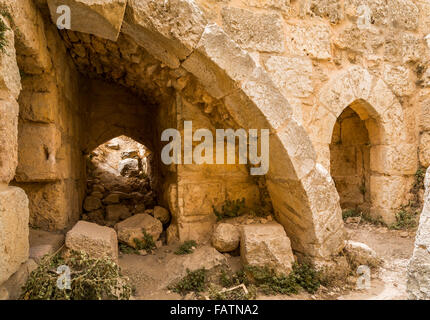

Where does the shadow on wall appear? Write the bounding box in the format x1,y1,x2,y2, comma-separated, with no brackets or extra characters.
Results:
330,106,371,214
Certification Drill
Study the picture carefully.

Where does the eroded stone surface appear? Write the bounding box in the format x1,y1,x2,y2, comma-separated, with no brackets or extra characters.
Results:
408,167,430,299
47,0,127,41
115,214,162,248
65,221,118,261
212,223,240,253
240,223,295,275
0,187,29,285
222,7,285,53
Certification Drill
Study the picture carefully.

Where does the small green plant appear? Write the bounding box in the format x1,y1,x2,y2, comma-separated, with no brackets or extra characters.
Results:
219,269,248,288
244,263,321,295
170,268,207,296
0,17,9,53
20,250,131,300
361,212,385,226
359,184,366,195
213,198,246,221
174,240,197,255
389,167,425,230
133,230,156,253
289,263,321,294
414,167,425,190
119,243,139,255
342,209,385,226
244,265,300,295
0,9,11,21
390,207,418,230
342,209,360,220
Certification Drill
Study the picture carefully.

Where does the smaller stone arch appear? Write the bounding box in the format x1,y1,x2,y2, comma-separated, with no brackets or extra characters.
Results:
308,66,417,224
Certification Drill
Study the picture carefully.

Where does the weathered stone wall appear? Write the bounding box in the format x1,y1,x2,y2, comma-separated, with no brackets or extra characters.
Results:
195,0,429,224
9,2,85,231
0,2,28,286
175,92,262,243
6,0,430,280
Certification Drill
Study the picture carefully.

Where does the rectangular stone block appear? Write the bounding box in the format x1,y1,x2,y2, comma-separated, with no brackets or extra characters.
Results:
13,179,80,231
0,16,21,99
285,22,331,59
240,223,295,275
0,186,29,285
66,221,118,262
370,144,417,175
178,219,214,243
222,7,285,53
179,182,225,217
264,56,313,98
370,175,413,210
47,0,127,41
225,182,260,209
15,123,61,182
0,0,52,74
18,75,58,123
0,99,19,184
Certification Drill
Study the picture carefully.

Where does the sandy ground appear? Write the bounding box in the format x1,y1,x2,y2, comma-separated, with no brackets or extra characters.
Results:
119,222,416,300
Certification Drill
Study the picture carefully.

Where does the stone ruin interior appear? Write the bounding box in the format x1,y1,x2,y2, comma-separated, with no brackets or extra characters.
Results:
0,0,430,300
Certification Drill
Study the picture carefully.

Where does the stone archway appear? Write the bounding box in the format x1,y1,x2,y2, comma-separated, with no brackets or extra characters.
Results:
114,1,345,260
4,0,345,262
308,66,417,224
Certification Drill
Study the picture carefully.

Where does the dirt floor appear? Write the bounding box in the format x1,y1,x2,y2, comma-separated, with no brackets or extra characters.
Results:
119,221,416,300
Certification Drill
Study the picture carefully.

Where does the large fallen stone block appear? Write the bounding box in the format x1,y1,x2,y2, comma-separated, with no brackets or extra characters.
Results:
165,246,227,284
47,0,127,41
65,221,118,262
407,166,430,299
115,213,162,248
0,186,29,285
212,223,240,253
240,223,295,275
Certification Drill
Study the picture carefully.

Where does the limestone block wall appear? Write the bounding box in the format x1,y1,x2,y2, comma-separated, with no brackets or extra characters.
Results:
195,0,430,223
0,12,29,285
5,0,85,231
40,0,351,260
174,93,262,243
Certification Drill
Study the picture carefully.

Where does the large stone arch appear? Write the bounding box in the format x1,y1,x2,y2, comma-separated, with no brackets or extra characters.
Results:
308,66,417,223
112,0,345,260
29,0,346,260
